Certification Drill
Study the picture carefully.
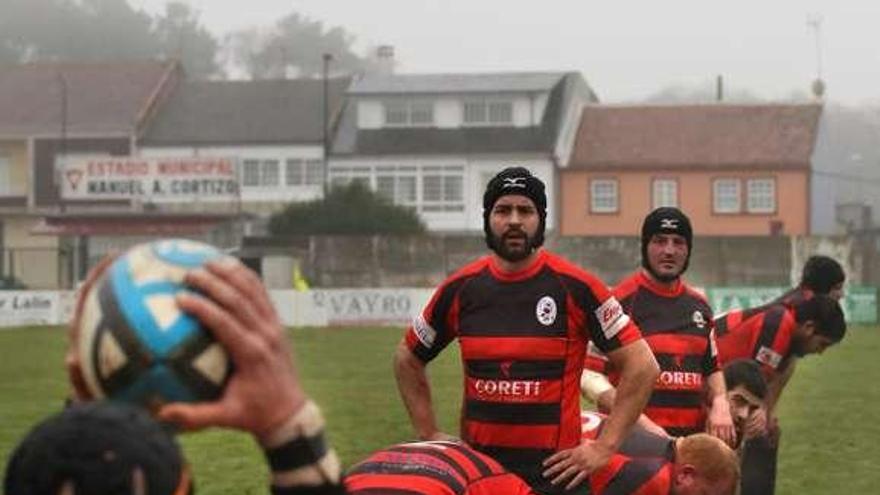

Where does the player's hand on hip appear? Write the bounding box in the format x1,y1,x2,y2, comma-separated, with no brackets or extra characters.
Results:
542,439,612,490
158,257,308,440
65,254,118,403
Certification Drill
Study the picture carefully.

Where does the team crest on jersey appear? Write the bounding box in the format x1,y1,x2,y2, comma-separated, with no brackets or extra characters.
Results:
536,296,557,326
692,310,706,329
756,346,783,369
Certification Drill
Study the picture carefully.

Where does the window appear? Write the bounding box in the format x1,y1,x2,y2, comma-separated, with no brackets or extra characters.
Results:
329,165,464,212
422,166,464,212
713,179,741,213
384,100,434,126
242,159,279,187
747,178,776,213
463,100,514,125
285,159,325,186
652,179,678,208
242,159,260,186
305,160,324,186
376,166,417,205
590,179,618,213
328,166,371,189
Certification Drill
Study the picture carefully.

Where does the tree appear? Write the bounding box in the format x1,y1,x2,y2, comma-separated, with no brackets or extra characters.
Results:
224,11,371,79
152,2,221,78
0,0,220,78
268,182,426,236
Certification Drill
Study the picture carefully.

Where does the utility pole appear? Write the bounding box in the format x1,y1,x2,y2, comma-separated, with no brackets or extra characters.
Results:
322,53,333,198
56,71,68,212
807,14,826,99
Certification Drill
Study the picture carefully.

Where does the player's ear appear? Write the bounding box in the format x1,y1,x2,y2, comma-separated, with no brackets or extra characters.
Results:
801,320,817,338
674,463,698,486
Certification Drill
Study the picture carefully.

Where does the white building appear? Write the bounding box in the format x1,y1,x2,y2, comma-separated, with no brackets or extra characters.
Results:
137,78,350,217
329,72,597,232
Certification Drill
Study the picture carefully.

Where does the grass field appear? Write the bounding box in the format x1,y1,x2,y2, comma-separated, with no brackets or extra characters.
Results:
1,325,879,494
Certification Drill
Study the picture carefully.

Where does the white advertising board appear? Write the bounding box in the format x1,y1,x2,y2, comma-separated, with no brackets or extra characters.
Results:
0,291,62,327
61,157,239,202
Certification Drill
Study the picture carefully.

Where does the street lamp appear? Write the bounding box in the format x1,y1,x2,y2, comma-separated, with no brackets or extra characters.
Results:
322,53,333,197
55,71,68,213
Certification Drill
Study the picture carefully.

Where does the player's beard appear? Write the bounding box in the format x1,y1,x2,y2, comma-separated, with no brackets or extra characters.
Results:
489,228,536,263
646,263,682,283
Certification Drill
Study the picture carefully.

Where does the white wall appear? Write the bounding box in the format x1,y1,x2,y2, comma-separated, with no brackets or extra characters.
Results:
138,144,325,204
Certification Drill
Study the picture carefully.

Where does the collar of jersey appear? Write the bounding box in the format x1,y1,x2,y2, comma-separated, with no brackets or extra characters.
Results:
637,270,685,297
488,249,548,282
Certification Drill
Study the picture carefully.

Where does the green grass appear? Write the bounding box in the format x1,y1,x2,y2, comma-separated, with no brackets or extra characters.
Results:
1,325,879,494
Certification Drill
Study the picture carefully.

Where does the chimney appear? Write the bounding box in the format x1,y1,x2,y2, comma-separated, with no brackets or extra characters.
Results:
375,45,395,76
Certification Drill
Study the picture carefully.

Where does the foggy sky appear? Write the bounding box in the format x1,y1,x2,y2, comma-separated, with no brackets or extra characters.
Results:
131,0,880,104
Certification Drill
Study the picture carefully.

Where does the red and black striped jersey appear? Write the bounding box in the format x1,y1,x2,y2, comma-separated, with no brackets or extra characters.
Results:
590,455,672,495
404,250,642,493
585,271,718,436
714,304,796,376
345,441,536,495
767,287,812,308
582,411,674,495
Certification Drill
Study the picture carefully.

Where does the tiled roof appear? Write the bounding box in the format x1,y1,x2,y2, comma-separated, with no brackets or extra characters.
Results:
0,61,176,136
141,77,350,145
570,104,822,169
348,71,566,95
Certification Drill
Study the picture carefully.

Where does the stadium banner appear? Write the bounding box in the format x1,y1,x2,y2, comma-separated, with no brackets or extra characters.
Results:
2,287,874,328
309,289,432,326
706,286,877,324
60,156,239,202
0,291,62,327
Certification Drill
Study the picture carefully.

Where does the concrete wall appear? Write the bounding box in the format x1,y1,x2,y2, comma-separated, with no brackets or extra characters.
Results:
256,234,839,290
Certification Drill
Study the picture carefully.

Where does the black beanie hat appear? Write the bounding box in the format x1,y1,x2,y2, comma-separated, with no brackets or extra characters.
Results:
800,255,845,294
483,167,547,249
5,402,187,495
640,207,693,274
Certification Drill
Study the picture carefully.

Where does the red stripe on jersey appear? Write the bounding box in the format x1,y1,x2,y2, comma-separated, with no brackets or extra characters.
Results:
465,377,562,404
460,336,569,360
643,406,705,430
465,421,560,449
716,306,795,375
590,454,629,493
345,473,457,495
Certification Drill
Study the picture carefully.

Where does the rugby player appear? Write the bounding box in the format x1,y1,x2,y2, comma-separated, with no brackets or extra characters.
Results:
714,294,846,495
394,167,660,494
769,254,845,307
345,440,537,494
581,412,739,495
583,207,735,445
28,256,346,495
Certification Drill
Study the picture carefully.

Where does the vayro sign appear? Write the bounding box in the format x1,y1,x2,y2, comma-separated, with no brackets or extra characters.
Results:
62,157,239,202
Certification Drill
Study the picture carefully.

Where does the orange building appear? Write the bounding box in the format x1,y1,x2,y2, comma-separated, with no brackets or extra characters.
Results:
560,103,822,236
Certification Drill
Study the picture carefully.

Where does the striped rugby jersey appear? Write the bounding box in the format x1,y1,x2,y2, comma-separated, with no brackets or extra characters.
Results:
405,250,642,494
585,271,718,437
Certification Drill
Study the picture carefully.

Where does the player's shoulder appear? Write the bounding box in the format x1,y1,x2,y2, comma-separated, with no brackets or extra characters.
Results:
682,281,712,309
612,271,641,300
437,256,491,291
543,251,610,293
